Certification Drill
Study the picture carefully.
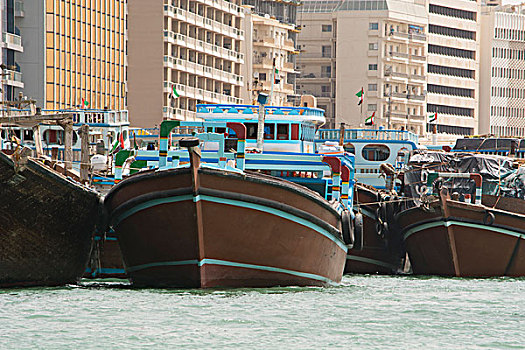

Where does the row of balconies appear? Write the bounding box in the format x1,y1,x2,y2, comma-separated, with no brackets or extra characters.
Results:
387,51,426,63
388,111,426,121
163,56,244,86
253,37,295,51
385,91,426,102
253,80,294,95
252,57,298,73
164,5,244,41
163,81,243,104
383,31,427,43
163,30,244,63
385,71,425,82
191,0,244,18
162,106,198,121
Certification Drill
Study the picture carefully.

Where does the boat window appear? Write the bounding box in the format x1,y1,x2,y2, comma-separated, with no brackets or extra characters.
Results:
23,130,34,141
122,130,128,141
216,127,226,134
245,123,258,139
291,124,299,140
277,124,289,140
43,130,63,145
362,144,390,161
343,143,355,154
264,123,275,140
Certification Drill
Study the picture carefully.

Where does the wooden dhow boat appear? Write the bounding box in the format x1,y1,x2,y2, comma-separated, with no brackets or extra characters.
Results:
397,169,525,277
105,121,352,288
0,148,100,287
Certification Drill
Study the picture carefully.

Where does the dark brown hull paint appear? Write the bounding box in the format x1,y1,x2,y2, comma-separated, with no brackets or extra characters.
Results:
345,185,406,274
398,195,525,277
105,167,347,288
0,152,100,287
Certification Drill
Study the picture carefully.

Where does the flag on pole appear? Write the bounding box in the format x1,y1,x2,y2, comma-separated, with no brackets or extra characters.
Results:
365,112,375,126
81,98,89,108
170,85,180,99
110,132,124,154
428,112,437,123
356,88,364,105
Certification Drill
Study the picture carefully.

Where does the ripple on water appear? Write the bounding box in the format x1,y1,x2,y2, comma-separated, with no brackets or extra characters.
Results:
0,275,523,349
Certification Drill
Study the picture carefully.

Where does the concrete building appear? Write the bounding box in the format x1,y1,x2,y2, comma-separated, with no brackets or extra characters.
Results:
426,0,481,138
241,10,298,106
1,0,24,102
16,0,127,111
479,3,525,137
128,0,245,128
297,0,428,132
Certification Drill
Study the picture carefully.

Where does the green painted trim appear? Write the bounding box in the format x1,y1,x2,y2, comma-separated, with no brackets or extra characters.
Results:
114,150,133,167
403,220,525,241
160,120,181,138
126,258,339,286
346,255,398,270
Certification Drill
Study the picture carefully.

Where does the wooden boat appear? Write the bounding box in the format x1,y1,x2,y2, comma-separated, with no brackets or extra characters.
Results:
0,149,100,287
347,183,406,274
105,122,350,288
397,172,525,277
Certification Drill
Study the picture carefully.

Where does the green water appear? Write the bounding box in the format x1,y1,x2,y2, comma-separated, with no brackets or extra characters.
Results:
1,275,523,349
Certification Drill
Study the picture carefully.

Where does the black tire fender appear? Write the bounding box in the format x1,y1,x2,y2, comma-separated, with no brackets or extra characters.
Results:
483,211,495,226
341,210,354,246
353,212,364,251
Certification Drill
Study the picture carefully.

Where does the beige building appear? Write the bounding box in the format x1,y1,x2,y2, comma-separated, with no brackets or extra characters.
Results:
426,0,481,138
297,0,428,133
241,10,298,106
127,0,245,128
17,0,127,110
479,3,525,137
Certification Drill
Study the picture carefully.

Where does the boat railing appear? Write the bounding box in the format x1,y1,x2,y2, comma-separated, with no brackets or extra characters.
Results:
317,128,419,143
196,103,325,118
40,109,129,125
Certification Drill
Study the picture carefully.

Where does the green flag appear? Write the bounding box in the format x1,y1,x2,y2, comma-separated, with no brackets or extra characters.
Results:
170,85,180,99
356,88,364,105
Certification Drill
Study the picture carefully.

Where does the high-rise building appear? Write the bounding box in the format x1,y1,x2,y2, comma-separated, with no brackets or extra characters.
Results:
127,0,245,128
241,9,298,106
479,3,525,137
17,0,127,110
297,0,428,132
1,0,24,102
427,0,481,137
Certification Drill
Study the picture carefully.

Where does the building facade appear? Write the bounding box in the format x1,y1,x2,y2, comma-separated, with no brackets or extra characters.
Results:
1,0,24,102
479,3,525,137
242,10,298,106
128,0,245,128
297,0,428,132
426,0,481,137
17,0,127,110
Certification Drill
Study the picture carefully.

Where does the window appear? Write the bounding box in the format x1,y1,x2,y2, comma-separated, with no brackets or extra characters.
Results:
322,24,332,32
321,65,331,78
368,43,378,50
321,85,331,92
322,45,331,58
368,83,378,91
369,22,378,30
368,104,377,111
362,144,390,161
259,73,267,81
245,122,258,139
368,64,378,70
343,143,355,154
264,123,275,140
277,124,289,140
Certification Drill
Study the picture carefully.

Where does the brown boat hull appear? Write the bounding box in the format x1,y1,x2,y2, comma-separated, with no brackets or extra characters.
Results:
345,185,406,274
105,167,347,288
398,196,525,277
0,152,100,287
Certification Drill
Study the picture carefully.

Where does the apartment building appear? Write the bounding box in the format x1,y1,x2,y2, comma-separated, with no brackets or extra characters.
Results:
241,10,298,106
426,0,481,137
128,0,245,128
1,0,24,101
297,0,428,133
479,3,525,137
16,0,127,111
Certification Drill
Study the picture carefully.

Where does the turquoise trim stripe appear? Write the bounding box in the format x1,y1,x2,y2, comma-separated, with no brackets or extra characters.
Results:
196,194,347,252
113,194,193,225
403,220,525,241
126,258,339,286
346,255,398,270
115,194,347,252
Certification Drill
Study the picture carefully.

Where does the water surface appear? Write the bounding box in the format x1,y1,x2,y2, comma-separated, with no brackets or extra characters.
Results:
1,275,523,349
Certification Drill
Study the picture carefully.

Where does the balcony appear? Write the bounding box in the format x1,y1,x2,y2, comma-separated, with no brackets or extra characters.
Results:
386,31,409,42
297,72,332,81
409,74,425,82
163,81,243,105
409,54,426,62
163,57,243,86
409,33,426,42
163,107,198,121
385,71,408,81
408,94,425,102
297,52,332,61
164,5,244,41
3,32,23,52
163,30,244,63
4,70,24,88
